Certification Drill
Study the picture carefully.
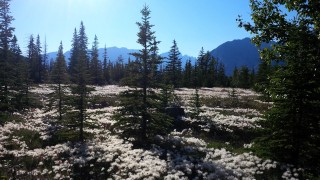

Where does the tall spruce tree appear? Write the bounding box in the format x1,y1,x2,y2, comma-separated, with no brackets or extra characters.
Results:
182,59,193,88
238,0,320,175
103,44,110,84
26,34,43,84
195,47,205,87
35,34,42,83
231,66,239,88
68,22,91,142
165,39,182,88
216,62,227,87
69,28,79,82
10,35,28,111
90,35,103,85
238,66,250,89
42,38,49,82
0,0,15,116
149,36,162,86
50,42,68,122
27,35,38,83
255,60,272,93
113,5,172,144
207,56,217,87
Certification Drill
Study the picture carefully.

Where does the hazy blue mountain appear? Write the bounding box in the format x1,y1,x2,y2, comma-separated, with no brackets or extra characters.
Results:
210,37,271,75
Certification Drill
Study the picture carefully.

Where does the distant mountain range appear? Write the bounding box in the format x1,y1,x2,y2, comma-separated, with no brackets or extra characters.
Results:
47,37,271,76
211,37,271,75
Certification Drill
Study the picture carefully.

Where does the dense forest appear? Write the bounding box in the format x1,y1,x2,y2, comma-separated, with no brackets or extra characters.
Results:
0,0,319,179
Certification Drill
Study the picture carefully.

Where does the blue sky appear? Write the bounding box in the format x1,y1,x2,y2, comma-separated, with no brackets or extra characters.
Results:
11,0,252,57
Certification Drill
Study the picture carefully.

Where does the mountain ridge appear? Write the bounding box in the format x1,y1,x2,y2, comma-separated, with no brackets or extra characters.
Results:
210,37,271,75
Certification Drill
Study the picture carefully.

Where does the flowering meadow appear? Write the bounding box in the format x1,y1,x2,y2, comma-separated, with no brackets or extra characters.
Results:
0,85,302,179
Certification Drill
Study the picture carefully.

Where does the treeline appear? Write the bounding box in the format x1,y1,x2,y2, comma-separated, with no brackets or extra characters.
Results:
22,33,264,89
25,32,266,90
2,27,267,89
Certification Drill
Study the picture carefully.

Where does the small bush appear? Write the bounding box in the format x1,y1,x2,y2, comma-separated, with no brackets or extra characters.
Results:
20,130,42,149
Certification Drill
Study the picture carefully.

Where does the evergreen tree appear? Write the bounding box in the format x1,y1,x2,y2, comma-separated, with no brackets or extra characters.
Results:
195,47,205,87
192,64,199,88
10,35,29,111
189,88,203,119
231,66,239,88
25,34,43,84
35,34,43,83
182,59,193,88
111,55,125,83
0,0,15,116
27,35,38,83
249,68,255,88
238,66,250,89
149,36,162,86
102,45,110,84
207,56,217,87
68,22,91,142
50,42,68,122
90,35,103,85
255,60,272,92
239,0,320,175
42,38,49,82
196,49,212,87
216,62,227,87
78,21,89,71
113,5,172,144
69,28,79,82
165,39,182,88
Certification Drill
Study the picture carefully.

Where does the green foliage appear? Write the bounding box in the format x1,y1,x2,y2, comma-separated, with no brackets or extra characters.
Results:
231,66,254,89
50,42,69,124
182,59,193,88
110,55,125,84
113,5,173,145
69,84,92,142
189,88,203,119
63,21,93,142
90,35,104,85
50,42,68,84
216,63,228,87
159,85,180,109
238,0,320,175
164,39,182,88
4,128,42,150
113,89,173,143
0,0,20,115
27,34,45,84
